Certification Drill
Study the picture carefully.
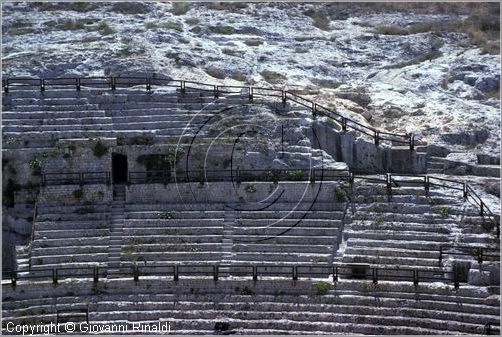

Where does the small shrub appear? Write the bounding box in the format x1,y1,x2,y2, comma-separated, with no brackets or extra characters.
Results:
373,216,384,226
234,142,244,151
5,137,22,145
260,70,286,84
98,21,114,35
29,158,42,176
210,25,236,35
74,206,95,214
244,184,256,193
122,245,134,254
185,17,199,25
334,188,347,202
171,2,190,15
437,207,449,218
92,139,108,158
314,281,331,295
241,286,254,295
158,211,176,219
287,169,304,181
72,189,84,199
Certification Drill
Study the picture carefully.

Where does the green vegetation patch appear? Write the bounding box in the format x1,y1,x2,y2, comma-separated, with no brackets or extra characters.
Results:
314,281,331,295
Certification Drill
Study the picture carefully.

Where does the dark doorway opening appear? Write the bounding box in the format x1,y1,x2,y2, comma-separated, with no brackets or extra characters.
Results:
350,264,368,280
112,153,128,184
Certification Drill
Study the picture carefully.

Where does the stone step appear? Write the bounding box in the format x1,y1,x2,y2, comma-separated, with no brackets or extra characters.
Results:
2,110,107,119
341,254,442,268
2,116,112,126
344,230,449,242
344,246,440,259
123,227,224,235
10,103,101,112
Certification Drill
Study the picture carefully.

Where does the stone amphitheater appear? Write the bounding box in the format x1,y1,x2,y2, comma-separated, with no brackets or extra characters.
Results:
1,76,500,335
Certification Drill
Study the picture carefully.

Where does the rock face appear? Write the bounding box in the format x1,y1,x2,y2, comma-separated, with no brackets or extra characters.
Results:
1,2,500,157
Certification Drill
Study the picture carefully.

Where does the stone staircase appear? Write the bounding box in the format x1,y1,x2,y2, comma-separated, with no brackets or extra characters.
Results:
342,178,498,272
222,206,236,264
1,89,274,148
108,185,125,275
28,204,111,270
14,246,30,275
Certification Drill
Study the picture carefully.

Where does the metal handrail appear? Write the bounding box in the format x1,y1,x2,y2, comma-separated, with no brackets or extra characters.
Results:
2,263,462,288
35,168,499,237
3,76,413,149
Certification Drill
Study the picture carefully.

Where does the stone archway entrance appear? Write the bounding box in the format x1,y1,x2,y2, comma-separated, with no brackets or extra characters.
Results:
112,153,128,184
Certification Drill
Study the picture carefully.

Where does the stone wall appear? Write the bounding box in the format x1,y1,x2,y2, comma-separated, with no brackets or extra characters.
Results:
38,184,113,206
125,181,344,205
311,122,426,174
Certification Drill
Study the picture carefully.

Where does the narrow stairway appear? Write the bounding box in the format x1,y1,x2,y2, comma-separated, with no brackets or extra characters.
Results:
107,184,125,278
221,206,236,265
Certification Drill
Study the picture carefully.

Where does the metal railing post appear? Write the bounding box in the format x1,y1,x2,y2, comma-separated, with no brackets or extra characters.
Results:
293,266,298,281
439,246,442,263
413,270,418,286
477,247,483,264
372,268,378,284
333,266,338,284
40,79,45,92
252,265,257,281
110,76,116,91
180,80,185,95
236,168,241,186
424,176,430,192
3,79,8,93
213,265,219,281
409,133,414,151
453,268,459,289
374,131,380,146
248,87,253,101
174,265,179,281
76,78,81,91
94,266,99,283
312,102,316,118
214,85,219,98
309,169,315,184
79,172,84,186
386,173,392,195
341,118,347,132
282,91,286,106
199,170,205,186
146,77,151,92
463,183,468,199
133,264,139,282
349,172,354,187
52,268,58,284
480,201,484,217
11,270,17,288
